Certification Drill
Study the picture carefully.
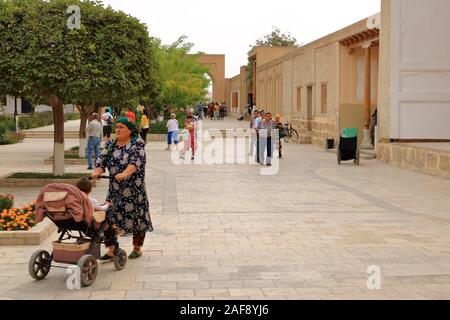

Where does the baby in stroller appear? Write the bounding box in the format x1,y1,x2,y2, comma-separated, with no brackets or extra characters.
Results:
29,181,127,287
75,178,123,262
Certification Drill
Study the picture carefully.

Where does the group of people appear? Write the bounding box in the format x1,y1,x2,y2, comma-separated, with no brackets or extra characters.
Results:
196,101,228,121
80,104,288,261
249,109,285,166
165,112,197,160
86,107,150,170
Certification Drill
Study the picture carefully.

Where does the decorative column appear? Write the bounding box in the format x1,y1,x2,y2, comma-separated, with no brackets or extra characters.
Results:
253,60,257,105
360,43,373,149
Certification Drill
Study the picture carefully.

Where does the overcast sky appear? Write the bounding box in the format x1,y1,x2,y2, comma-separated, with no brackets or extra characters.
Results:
101,0,381,78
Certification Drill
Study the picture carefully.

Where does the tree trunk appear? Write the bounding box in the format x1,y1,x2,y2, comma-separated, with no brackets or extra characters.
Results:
40,91,65,176
76,104,97,158
77,106,88,158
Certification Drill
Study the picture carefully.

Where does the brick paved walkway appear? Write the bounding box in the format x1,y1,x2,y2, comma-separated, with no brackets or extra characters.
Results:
1,118,450,300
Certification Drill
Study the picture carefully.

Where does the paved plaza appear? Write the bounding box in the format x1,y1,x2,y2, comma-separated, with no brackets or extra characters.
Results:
1,119,450,300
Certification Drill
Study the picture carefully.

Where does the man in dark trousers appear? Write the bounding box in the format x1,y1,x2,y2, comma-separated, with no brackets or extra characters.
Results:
254,111,264,164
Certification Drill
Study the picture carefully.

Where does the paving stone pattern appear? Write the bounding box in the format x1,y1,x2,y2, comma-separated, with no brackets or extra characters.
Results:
1,119,450,300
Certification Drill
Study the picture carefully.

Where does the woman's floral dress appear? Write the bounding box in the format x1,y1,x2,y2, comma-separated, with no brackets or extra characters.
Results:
96,139,153,235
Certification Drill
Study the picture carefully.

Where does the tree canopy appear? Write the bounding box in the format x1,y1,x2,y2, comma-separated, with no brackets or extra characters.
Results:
253,26,300,48
0,0,158,108
151,36,210,111
0,0,159,175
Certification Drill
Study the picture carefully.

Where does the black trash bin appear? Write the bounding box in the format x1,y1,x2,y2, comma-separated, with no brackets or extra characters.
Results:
326,138,335,150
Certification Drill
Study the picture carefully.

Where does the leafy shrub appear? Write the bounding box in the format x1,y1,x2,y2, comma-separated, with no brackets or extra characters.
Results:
0,198,14,212
0,112,79,145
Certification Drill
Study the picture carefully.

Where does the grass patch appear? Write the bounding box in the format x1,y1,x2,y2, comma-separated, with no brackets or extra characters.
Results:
8,173,89,179
70,146,80,151
64,154,82,159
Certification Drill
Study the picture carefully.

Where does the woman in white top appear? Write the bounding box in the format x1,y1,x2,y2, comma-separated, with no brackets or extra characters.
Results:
166,113,179,151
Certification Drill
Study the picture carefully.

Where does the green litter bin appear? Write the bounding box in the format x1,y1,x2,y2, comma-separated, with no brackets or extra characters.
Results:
341,128,358,139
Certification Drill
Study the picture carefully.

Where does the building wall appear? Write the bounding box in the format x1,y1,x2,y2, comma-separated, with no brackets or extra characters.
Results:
225,66,250,114
378,0,392,141
225,78,232,110
250,47,298,67
378,142,450,178
229,75,240,111
239,66,249,112
255,20,374,146
312,42,340,145
195,54,226,104
3,96,74,114
339,45,380,144
382,0,450,140
251,46,298,106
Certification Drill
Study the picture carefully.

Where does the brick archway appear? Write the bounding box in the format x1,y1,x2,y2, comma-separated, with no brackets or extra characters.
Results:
195,54,225,103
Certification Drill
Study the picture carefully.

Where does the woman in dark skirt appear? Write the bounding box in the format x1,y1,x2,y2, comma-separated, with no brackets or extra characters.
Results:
92,117,153,260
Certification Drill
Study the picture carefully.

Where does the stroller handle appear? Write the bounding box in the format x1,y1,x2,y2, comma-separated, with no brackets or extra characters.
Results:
89,175,113,180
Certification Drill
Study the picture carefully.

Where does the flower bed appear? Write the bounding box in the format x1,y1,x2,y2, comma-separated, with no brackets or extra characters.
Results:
0,201,36,231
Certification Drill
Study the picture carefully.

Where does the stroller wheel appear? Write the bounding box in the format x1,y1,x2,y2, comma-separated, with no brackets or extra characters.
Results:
29,250,51,281
77,255,98,287
114,249,127,271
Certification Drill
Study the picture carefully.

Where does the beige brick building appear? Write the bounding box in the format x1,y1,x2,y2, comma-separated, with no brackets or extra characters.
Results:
226,17,380,147
224,0,450,179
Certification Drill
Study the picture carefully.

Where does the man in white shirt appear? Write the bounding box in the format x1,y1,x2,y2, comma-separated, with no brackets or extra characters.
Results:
254,111,264,164
87,113,103,170
249,110,260,158
101,107,114,144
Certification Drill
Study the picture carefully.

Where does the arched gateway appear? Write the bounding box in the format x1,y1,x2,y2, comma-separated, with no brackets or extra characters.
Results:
193,54,226,103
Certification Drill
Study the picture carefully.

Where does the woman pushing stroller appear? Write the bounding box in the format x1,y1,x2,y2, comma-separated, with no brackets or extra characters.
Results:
91,117,153,260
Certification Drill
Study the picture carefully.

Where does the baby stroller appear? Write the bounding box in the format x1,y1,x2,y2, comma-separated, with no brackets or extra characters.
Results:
29,182,127,287
337,128,360,166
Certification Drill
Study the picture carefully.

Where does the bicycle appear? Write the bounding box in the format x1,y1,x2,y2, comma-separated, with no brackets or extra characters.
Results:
282,123,299,143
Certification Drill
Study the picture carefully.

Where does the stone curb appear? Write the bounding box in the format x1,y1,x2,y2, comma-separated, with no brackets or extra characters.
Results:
43,158,88,165
0,218,56,246
0,174,98,188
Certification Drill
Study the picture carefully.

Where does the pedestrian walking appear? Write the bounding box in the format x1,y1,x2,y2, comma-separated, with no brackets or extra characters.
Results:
101,107,114,145
166,113,179,151
222,102,227,118
92,117,153,260
87,113,102,170
203,104,208,119
254,111,263,164
214,102,220,121
139,111,150,144
179,115,196,160
249,110,259,158
197,101,203,120
274,114,285,158
208,102,214,120
258,112,276,166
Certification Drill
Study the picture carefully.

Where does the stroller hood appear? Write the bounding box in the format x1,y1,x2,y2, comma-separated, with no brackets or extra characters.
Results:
35,183,93,224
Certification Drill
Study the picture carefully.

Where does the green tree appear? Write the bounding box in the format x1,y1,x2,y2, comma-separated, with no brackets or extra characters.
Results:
152,36,210,113
0,0,158,174
254,26,300,48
